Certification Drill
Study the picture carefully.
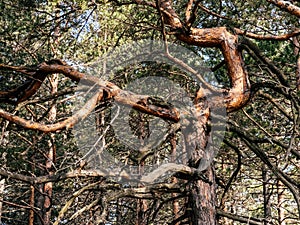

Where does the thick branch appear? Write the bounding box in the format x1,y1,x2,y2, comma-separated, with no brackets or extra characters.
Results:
0,66,48,103
0,163,208,185
185,0,194,26
267,0,300,17
141,163,210,183
157,1,250,112
0,61,180,132
176,27,250,111
0,91,101,132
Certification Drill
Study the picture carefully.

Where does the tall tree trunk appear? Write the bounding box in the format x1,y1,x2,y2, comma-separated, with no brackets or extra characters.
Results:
136,113,148,225
42,74,58,224
136,162,147,225
262,165,271,225
0,178,5,224
277,181,286,225
0,129,8,224
0,152,7,224
171,134,179,224
41,4,60,223
293,36,300,90
188,167,216,225
29,185,35,225
185,88,216,225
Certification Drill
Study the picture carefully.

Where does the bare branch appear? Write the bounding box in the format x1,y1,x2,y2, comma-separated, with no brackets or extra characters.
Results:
197,3,229,20
229,122,300,216
141,163,210,183
0,163,208,185
241,38,288,87
234,28,300,40
217,209,265,225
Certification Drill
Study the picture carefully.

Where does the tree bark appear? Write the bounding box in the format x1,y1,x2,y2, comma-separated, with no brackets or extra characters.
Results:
29,185,35,225
155,1,250,224
266,0,300,18
188,166,216,225
0,152,7,224
277,181,286,225
262,166,271,225
293,36,300,90
0,178,5,224
180,87,216,225
42,73,58,225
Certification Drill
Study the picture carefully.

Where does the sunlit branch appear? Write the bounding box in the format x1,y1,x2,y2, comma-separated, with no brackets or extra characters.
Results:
267,0,300,18
0,60,180,132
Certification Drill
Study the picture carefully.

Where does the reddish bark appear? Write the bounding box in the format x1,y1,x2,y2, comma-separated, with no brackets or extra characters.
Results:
293,37,300,90
29,185,35,225
156,1,250,224
266,0,300,18
188,166,216,225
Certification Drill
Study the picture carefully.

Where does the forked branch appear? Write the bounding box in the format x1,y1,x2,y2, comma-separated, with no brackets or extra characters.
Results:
0,61,179,132
157,0,250,112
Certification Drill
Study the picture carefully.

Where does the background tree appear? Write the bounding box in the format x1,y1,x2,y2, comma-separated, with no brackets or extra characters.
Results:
0,0,299,225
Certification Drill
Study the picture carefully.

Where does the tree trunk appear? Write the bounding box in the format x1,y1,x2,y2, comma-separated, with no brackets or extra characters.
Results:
184,88,217,225
29,185,35,225
41,5,60,223
171,134,179,224
262,166,271,225
277,181,286,225
293,36,300,90
0,178,5,224
0,152,7,224
187,166,216,225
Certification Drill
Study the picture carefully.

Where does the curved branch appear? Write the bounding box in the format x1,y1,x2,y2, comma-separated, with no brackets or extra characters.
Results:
0,163,208,185
141,163,210,183
157,1,250,112
0,66,48,103
176,27,250,112
0,61,180,132
0,91,101,132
